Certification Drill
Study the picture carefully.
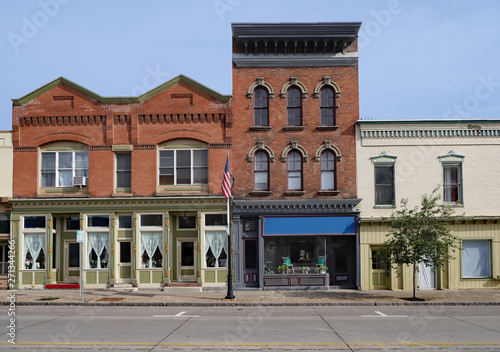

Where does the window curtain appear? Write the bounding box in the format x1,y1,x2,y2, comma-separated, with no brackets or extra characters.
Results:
141,231,162,268
24,233,45,269
205,231,227,267
463,241,491,278
88,232,109,269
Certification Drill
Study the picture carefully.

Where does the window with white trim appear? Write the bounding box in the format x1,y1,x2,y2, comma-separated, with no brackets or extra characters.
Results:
116,153,131,189
41,151,88,187
23,216,46,270
254,151,269,191
159,149,208,185
287,150,302,190
321,150,336,190
443,164,462,203
86,215,110,269
462,240,491,278
287,87,302,126
139,214,163,268
203,213,228,268
320,86,335,126
254,87,269,126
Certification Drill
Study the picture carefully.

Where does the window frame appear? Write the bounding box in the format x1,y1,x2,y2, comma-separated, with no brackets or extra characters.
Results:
287,150,303,191
202,213,228,269
253,87,269,126
320,86,336,126
443,164,463,204
254,150,269,191
41,150,89,188
137,213,164,269
158,149,208,186
21,215,47,271
461,240,492,279
374,164,395,206
320,150,336,190
115,152,132,189
286,86,302,126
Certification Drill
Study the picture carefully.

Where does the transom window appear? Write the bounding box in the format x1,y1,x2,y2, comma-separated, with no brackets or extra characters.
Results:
254,87,269,126
254,151,269,191
321,150,336,190
41,151,88,187
320,86,335,126
159,149,208,185
287,87,302,126
287,150,302,190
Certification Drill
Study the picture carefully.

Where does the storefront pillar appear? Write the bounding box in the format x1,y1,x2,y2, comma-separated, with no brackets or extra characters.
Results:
163,211,170,285
46,214,54,285
132,212,138,286
109,213,116,286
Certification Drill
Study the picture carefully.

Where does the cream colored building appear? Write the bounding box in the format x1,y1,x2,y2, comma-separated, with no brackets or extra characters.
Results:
0,131,13,289
356,120,500,291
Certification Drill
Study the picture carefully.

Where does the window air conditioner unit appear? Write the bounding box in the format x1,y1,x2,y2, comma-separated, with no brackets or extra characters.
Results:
73,176,87,186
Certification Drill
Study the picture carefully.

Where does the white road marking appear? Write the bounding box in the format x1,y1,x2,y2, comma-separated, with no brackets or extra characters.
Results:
361,310,408,318
153,311,200,318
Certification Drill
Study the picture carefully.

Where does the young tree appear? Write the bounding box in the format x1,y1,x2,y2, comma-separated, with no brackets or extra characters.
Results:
379,189,460,299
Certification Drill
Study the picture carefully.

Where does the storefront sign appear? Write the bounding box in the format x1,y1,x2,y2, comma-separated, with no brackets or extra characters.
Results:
263,216,356,236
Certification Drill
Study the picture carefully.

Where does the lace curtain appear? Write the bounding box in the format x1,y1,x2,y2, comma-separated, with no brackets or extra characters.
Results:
88,232,109,269
24,233,45,269
141,231,162,268
205,231,227,267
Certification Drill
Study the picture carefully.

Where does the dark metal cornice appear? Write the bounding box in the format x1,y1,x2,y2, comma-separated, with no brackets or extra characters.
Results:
233,199,361,215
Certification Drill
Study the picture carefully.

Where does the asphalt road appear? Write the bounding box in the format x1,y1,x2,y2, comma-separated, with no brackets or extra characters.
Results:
1,305,499,351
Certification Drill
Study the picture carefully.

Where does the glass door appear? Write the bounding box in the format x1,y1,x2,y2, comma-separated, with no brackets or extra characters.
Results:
64,241,80,282
118,241,132,283
177,239,197,281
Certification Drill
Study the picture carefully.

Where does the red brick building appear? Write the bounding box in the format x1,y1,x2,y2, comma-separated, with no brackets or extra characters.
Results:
11,75,233,289
230,23,362,289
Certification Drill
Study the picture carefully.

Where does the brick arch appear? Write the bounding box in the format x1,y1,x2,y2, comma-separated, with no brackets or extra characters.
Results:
152,130,212,145
34,132,93,147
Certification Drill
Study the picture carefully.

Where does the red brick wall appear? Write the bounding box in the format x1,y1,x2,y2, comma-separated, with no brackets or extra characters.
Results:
231,42,359,200
13,82,231,198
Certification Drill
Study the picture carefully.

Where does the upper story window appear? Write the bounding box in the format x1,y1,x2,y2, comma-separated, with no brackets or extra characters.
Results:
116,153,131,189
254,151,269,191
159,149,208,185
439,151,464,205
41,150,88,187
320,87,335,126
287,87,302,126
287,150,302,190
374,165,395,205
321,150,336,190
371,151,397,206
254,87,269,126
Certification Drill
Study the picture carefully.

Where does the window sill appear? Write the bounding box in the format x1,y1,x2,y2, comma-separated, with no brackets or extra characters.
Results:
283,126,306,131
285,191,305,196
444,202,464,207
249,191,272,196
250,126,272,131
317,190,339,195
316,126,339,131
112,191,133,197
373,205,396,209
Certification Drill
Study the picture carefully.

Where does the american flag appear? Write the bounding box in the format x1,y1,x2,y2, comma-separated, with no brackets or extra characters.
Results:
222,155,232,198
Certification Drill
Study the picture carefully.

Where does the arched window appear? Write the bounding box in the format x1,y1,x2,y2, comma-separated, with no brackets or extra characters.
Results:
287,150,302,190
254,87,269,126
254,151,269,190
321,150,336,190
287,87,302,126
320,86,335,126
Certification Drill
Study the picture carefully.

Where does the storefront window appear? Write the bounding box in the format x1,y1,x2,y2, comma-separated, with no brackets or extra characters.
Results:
264,236,325,274
205,230,227,267
140,231,163,268
24,233,45,270
87,232,109,269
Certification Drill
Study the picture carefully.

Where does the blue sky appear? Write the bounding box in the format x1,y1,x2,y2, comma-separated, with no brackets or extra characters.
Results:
1,0,499,131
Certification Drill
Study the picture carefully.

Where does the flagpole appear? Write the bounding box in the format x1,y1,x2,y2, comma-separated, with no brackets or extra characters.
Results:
224,152,235,300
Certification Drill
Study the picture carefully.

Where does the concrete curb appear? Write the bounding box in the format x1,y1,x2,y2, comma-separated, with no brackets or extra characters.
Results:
4,301,500,307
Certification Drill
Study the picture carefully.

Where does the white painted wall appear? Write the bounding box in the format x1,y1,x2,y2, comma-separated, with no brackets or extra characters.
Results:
356,121,500,218
0,131,12,198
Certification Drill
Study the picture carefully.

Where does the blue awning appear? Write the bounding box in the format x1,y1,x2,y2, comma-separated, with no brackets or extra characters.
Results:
263,216,356,236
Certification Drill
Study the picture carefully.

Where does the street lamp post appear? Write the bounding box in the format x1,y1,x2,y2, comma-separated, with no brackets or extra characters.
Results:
225,177,235,300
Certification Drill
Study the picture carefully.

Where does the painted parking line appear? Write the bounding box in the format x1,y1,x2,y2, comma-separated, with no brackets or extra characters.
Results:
153,311,200,318
361,310,408,318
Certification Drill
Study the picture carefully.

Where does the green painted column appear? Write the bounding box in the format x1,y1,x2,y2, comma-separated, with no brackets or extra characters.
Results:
197,211,202,284
109,213,116,286
46,214,54,285
79,212,85,285
163,211,170,285
132,212,138,286
11,213,20,289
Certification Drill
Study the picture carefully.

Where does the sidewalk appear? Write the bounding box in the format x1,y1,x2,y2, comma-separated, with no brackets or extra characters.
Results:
2,288,500,306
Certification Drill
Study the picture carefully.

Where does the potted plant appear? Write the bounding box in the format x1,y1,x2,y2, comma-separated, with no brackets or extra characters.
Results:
315,265,327,274
264,266,274,275
302,266,310,274
277,264,287,274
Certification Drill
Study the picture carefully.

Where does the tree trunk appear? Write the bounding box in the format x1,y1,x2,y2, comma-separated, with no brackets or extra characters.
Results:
413,262,417,299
